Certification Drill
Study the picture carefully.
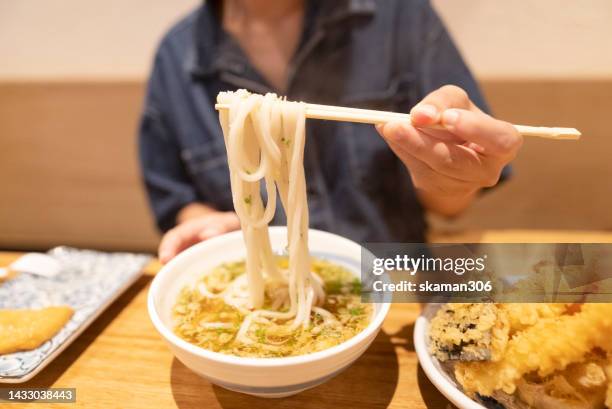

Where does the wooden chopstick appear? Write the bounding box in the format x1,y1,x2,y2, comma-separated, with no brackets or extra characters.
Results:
215,102,581,140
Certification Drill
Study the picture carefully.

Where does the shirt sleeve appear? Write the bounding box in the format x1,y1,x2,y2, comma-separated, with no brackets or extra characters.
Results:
138,49,197,233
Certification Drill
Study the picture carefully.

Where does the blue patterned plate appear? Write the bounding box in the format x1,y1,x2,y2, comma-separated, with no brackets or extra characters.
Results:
0,247,151,383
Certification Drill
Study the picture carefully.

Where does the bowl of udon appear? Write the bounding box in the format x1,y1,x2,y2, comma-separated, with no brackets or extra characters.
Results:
148,226,390,398
149,89,389,397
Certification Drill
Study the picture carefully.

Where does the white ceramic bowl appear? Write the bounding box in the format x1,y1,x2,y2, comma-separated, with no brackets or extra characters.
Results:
414,303,486,409
148,227,390,398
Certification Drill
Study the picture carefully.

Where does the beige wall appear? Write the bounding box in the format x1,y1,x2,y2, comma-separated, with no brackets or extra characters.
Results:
0,0,198,80
433,0,612,79
1,1,611,80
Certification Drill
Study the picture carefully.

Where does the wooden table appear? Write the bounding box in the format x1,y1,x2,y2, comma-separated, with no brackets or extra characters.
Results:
2,229,611,409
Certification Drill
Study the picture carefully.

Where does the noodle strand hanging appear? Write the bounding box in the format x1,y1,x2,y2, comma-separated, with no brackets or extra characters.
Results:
172,90,371,357
217,90,324,331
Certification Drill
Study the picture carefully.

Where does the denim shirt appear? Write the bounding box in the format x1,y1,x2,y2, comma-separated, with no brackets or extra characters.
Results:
139,0,494,244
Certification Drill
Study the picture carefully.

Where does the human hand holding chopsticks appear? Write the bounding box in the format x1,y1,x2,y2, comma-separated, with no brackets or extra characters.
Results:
376,85,523,217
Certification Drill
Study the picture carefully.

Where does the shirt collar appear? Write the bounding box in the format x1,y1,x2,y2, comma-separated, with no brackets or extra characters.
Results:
188,0,377,79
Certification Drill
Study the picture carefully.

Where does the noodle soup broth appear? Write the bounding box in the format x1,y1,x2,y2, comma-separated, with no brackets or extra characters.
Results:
173,257,372,358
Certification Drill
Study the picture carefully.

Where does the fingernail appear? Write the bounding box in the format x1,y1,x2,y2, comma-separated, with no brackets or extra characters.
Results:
443,109,460,127
414,104,438,120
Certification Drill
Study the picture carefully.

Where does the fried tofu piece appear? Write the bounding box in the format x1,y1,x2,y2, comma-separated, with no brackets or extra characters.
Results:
0,306,74,355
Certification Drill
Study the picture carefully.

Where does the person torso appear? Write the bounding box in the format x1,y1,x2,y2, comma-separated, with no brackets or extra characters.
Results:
154,0,427,243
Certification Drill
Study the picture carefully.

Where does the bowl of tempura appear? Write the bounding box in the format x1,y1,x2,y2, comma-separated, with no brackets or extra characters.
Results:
415,302,612,409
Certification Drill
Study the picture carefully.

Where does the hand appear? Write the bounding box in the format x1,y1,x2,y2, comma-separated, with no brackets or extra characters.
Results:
376,85,523,216
158,211,240,263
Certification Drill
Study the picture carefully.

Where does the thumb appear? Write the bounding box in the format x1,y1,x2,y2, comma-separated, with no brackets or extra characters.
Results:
410,85,474,127
410,103,440,127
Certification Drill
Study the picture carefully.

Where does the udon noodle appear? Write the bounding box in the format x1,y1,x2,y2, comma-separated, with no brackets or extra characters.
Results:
171,90,369,356
172,90,370,356
211,90,332,344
